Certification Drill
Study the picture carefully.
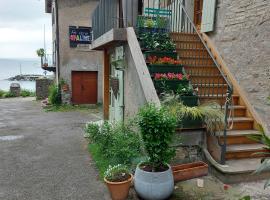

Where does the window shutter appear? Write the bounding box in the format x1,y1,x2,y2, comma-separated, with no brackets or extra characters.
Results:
201,0,216,32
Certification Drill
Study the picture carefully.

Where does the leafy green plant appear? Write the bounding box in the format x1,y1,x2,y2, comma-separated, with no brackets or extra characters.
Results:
36,48,45,57
137,104,177,171
0,90,6,98
249,125,270,189
20,89,35,97
104,164,130,182
156,16,168,29
48,84,61,105
85,121,144,168
163,96,225,133
176,85,194,96
138,32,176,51
145,18,155,28
4,91,16,98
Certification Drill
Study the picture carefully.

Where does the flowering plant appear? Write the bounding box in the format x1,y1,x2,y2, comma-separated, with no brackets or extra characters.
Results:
104,164,130,182
148,56,182,65
154,73,190,81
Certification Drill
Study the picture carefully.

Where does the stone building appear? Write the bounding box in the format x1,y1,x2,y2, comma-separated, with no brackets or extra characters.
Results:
45,0,103,104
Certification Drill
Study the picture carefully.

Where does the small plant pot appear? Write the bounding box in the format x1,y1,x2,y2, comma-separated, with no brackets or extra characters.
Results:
104,174,133,200
179,96,199,107
134,163,174,200
172,161,208,182
154,79,190,92
144,51,178,60
61,84,69,92
148,64,184,74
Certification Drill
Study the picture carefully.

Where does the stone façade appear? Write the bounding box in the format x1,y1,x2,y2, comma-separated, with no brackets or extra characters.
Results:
208,0,270,132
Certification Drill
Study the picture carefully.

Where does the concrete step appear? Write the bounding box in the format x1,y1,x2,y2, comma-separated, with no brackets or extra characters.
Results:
204,148,270,183
225,143,269,160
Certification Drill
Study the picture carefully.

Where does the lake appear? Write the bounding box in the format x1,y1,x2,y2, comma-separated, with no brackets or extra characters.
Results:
0,58,53,91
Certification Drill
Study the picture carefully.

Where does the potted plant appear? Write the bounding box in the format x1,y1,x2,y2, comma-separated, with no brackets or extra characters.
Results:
59,79,69,92
104,164,133,200
176,85,198,107
135,104,176,200
154,73,190,93
147,56,183,74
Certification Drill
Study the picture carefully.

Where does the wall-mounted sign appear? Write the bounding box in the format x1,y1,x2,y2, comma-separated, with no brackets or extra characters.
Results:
69,26,92,48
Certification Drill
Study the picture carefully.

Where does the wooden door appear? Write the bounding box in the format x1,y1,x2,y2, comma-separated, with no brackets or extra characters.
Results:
194,0,203,30
72,71,98,104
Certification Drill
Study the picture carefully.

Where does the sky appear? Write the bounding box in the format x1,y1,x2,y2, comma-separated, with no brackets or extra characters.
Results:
0,0,52,59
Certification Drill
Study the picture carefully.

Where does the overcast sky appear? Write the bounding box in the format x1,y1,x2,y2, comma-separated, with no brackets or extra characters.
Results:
0,0,52,59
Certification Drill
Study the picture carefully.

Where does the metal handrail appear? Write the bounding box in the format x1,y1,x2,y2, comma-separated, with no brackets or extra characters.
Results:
168,0,233,164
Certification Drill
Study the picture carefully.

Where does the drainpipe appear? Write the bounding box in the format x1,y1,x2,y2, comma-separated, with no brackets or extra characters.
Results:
55,0,60,84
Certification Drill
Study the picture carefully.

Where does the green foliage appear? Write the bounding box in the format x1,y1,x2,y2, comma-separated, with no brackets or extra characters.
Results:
4,91,16,98
104,164,130,182
139,32,176,51
137,104,176,170
36,48,45,57
0,90,5,98
156,16,168,29
163,96,225,133
20,89,35,97
250,125,270,189
145,18,155,28
45,104,101,112
176,85,194,97
48,84,61,105
85,121,144,171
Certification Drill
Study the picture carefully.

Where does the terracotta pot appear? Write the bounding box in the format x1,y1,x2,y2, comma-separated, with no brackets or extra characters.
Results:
61,84,69,92
172,161,208,182
104,174,133,200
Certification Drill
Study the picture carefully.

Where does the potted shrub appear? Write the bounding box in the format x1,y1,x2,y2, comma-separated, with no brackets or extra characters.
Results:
147,56,184,74
104,164,133,200
176,85,198,107
135,104,176,200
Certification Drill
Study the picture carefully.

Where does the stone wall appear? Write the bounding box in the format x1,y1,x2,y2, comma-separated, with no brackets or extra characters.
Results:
208,0,270,131
36,78,54,100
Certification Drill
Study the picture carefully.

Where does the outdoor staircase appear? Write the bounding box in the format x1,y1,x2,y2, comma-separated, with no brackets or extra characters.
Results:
171,32,270,183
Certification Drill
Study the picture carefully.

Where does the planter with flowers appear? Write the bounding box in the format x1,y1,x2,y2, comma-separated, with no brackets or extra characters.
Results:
176,85,198,107
136,15,169,34
154,73,190,93
135,104,176,200
104,164,133,200
147,56,184,74
138,32,177,59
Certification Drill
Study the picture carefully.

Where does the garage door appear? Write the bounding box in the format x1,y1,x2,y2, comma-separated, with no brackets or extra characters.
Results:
72,71,98,104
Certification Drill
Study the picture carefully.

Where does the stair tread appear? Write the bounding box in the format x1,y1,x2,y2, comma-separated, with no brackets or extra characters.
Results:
221,158,265,173
199,94,239,98
226,130,261,136
193,83,227,86
176,48,206,51
227,143,266,152
228,117,253,122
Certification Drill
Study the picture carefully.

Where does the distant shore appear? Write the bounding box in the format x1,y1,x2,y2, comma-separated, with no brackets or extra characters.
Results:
7,74,47,81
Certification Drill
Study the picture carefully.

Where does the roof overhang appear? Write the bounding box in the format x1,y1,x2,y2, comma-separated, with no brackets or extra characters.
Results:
45,0,52,13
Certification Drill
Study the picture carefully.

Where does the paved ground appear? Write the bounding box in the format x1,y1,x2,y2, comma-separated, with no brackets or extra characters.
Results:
0,98,110,200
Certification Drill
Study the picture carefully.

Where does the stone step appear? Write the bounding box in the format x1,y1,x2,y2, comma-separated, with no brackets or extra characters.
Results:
204,148,270,184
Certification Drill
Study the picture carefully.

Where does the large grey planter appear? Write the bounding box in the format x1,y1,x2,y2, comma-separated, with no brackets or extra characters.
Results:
134,164,174,200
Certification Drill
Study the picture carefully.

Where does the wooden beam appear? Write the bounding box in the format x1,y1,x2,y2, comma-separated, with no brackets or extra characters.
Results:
103,49,110,120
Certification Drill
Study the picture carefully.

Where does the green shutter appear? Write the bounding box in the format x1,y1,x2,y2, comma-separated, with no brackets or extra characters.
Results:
201,0,216,32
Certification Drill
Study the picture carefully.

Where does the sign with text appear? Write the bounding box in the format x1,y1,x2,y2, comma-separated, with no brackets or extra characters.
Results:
69,26,92,47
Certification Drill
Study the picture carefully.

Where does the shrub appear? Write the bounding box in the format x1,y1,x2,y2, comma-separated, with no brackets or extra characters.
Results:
0,90,6,98
104,164,130,182
85,121,143,168
20,89,35,97
4,91,16,98
138,104,177,171
48,84,61,105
